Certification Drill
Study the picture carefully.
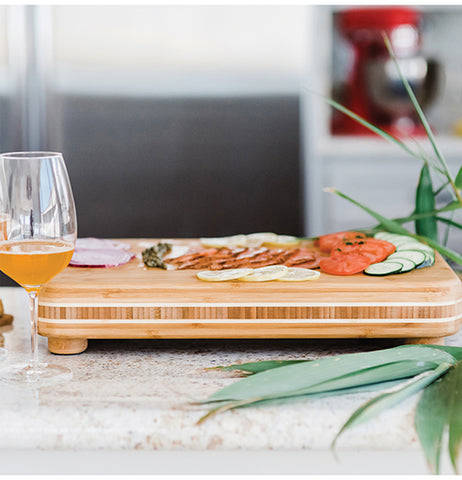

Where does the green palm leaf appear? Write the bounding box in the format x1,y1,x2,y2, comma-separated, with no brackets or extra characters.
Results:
334,362,453,450
429,346,462,362
200,346,462,473
449,361,462,472
198,378,408,425
202,345,455,404
415,366,455,474
218,359,306,374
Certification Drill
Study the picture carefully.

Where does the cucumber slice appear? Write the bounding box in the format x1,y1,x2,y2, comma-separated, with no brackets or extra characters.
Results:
397,242,434,253
387,250,426,267
388,235,414,242
406,250,435,269
375,233,425,249
374,232,409,242
399,250,435,264
373,233,435,270
392,239,421,248
364,261,403,276
373,232,386,239
374,232,396,241
416,255,436,269
398,246,435,268
384,257,416,273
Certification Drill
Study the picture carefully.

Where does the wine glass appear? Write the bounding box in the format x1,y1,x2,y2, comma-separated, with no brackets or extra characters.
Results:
0,212,10,362
0,152,77,384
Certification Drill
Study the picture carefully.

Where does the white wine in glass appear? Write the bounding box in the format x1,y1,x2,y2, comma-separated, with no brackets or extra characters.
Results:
0,152,77,383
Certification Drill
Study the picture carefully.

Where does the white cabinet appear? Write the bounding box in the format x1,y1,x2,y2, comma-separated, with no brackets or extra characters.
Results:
302,5,462,252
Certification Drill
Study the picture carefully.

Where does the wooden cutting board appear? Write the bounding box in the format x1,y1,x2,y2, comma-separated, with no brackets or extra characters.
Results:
37,239,462,354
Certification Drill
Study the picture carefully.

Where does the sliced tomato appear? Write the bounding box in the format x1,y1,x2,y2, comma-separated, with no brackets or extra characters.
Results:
331,238,366,256
318,231,366,253
361,238,395,262
319,254,371,276
371,238,396,257
331,238,395,264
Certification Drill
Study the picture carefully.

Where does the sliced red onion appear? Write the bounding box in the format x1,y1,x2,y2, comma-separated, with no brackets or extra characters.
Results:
75,237,131,251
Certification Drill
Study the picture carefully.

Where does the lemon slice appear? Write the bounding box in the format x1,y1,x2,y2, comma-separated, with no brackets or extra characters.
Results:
264,235,300,248
245,232,278,247
200,235,247,248
239,265,289,282
277,267,320,282
197,268,254,282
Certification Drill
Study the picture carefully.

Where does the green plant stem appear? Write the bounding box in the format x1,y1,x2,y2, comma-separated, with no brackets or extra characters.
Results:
324,187,410,235
383,34,462,205
435,215,462,231
434,181,451,197
393,202,462,224
443,211,455,246
313,92,446,176
411,137,449,183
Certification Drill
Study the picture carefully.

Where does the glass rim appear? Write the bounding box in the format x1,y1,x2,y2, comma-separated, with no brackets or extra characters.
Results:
0,151,63,160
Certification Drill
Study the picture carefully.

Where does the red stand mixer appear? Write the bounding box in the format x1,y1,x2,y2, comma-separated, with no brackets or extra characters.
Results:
331,7,439,136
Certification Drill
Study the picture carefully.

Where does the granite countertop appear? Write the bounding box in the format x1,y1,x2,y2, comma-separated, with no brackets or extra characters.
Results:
0,286,460,474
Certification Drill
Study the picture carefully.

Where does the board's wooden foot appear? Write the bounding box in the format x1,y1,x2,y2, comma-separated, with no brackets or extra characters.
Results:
48,337,88,355
405,336,446,346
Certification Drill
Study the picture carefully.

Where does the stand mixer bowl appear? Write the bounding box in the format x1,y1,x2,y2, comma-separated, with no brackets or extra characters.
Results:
365,56,440,119
331,6,442,135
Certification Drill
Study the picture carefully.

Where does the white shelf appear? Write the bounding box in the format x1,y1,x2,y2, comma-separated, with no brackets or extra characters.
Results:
318,134,462,160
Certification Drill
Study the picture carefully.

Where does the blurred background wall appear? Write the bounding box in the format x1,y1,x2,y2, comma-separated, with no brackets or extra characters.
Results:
0,5,307,240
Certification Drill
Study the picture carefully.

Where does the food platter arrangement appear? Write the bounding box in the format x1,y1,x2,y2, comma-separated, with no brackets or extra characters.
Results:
143,230,436,279
37,231,462,354
69,230,436,279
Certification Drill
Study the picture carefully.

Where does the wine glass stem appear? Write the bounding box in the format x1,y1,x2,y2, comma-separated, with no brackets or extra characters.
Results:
28,290,39,369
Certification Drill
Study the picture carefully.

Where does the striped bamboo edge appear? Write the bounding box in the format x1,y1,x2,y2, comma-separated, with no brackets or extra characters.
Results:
39,299,462,322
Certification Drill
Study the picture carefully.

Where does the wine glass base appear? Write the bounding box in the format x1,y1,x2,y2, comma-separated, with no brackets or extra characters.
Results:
0,362,72,386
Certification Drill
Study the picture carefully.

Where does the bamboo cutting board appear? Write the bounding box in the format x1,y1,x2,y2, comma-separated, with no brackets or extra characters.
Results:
38,239,462,354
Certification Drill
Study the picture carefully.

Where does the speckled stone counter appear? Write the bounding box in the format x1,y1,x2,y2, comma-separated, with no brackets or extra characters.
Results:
0,286,461,474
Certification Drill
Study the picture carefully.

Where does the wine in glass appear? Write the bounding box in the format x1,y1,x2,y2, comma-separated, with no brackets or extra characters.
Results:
0,152,77,383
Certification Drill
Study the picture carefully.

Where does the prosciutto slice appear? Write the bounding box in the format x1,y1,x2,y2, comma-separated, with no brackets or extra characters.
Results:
164,245,322,270
70,238,134,268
